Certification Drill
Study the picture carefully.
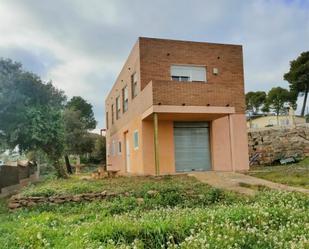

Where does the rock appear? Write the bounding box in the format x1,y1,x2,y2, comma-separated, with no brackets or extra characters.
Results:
136,198,144,205
147,190,158,196
8,202,21,209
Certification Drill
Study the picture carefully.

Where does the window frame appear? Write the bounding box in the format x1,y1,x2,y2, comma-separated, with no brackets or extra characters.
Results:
118,141,122,155
131,72,138,99
116,96,121,120
122,85,129,113
170,65,207,82
133,130,139,150
111,104,114,124
106,112,109,129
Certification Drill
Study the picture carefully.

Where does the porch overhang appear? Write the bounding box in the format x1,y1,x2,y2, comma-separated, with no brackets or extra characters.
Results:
142,105,236,121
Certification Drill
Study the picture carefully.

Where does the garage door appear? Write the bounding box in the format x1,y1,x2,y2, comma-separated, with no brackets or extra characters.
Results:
174,122,211,172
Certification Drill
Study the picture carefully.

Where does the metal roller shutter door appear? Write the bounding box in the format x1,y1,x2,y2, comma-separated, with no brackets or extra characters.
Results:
174,122,211,172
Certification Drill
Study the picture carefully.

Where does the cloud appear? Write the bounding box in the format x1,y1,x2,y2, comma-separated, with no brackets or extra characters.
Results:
0,0,308,131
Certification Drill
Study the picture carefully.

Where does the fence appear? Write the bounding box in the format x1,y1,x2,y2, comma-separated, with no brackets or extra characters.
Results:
0,163,38,197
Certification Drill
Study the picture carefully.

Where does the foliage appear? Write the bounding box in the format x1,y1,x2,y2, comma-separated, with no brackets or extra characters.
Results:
63,96,97,173
0,58,67,178
245,91,267,113
284,51,309,116
249,157,309,189
63,108,95,156
266,87,295,116
66,96,97,129
0,176,308,248
86,134,106,164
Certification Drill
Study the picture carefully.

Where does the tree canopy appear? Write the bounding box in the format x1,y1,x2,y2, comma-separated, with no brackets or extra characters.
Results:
266,87,294,116
245,91,267,114
0,58,67,177
284,51,309,116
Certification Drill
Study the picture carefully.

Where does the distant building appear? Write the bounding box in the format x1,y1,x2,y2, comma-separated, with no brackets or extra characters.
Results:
247,108,306,129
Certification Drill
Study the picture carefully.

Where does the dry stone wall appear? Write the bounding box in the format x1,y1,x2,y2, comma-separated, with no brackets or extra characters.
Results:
248,124,309,165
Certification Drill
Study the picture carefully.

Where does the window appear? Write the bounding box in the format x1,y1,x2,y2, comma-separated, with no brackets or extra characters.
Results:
122,86,128,112
116,96,121,120
131,72,138,98
111,104,114,124
106,112,109,129
118,141,122,155
111,140,116,156
106,144,109,156
133,130,139,149
171,65,206,82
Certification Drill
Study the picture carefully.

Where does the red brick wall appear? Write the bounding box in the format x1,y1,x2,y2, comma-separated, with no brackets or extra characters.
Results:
139,37,245,113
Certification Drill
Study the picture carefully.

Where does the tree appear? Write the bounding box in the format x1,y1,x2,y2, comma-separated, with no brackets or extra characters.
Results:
63,97,97,173
0,58,67,178
91,135,106,164
284,51,309,116
266,87,294,125
245,91,267,114
66,96,97,129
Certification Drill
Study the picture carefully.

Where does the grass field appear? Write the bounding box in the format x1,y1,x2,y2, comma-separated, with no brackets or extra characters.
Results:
0,175,308,248
249,157,309,189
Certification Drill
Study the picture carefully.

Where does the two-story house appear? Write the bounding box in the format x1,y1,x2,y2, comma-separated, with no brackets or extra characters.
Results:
105,37,249,175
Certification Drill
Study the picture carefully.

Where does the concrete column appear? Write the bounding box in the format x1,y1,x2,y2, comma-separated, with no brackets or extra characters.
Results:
153,113,160,175
228,114,236,172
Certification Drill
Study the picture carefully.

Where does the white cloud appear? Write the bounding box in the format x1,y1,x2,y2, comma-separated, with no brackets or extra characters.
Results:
0,0,308,129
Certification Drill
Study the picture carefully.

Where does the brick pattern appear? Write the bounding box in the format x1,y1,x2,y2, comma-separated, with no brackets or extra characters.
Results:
139,37,245,114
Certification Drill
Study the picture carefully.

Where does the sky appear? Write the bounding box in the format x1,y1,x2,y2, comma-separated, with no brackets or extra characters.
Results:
0,0,308,132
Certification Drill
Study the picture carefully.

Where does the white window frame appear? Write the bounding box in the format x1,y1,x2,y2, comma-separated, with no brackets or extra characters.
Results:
122,85,129,113
133,130,139,150
116,96,121,120
171,65,207,82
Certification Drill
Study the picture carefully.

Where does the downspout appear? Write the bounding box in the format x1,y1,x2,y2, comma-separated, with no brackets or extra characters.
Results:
153,113,160,175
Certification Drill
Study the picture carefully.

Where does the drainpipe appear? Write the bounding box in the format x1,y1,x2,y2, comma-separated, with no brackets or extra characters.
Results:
228,115,235,172
153,113,160,175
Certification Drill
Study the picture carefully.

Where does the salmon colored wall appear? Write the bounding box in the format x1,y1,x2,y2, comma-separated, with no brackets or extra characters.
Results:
142,120,175,175
229,114,249,171
107,116,144,175
211,116,233,171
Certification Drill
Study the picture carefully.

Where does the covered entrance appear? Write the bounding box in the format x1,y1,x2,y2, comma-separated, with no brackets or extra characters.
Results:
174,122,211,172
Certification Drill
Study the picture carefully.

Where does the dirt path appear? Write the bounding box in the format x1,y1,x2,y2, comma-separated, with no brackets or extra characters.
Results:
189,172,309,196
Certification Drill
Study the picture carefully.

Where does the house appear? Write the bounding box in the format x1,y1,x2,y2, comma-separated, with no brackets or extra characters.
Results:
247,107,306,129
105,37,249,175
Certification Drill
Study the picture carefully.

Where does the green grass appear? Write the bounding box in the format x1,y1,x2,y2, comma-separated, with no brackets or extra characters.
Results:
249,157,309,189
0,175,308,248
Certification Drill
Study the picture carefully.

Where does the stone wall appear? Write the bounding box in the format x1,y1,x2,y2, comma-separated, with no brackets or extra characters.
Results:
248,124,309,165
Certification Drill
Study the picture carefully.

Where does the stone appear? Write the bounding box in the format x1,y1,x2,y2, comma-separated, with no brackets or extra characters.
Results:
136,198,144,205
147,190,159,196
8,202,21,209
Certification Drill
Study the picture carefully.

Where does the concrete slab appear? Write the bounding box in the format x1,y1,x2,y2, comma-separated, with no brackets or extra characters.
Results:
189,171,309,196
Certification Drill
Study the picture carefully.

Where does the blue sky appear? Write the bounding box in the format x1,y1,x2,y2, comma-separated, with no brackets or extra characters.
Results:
0,0,308,132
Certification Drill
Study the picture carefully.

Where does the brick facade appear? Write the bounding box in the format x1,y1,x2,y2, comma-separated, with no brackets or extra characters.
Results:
105,37,249,175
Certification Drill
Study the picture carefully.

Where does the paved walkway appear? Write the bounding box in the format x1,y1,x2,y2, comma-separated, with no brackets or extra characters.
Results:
189,171,309,196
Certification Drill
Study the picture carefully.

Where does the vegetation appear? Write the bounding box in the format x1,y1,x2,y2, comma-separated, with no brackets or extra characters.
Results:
284,51,309,117
245,91,267,114
249,157,309,189
0,58,100,177
0,175,308,248
0,58,67,178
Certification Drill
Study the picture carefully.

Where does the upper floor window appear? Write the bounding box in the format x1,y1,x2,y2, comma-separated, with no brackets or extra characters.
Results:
106,112,109,129
116,96,121,120
171,65,206,82
122,85,128,112
131,72,138,98
111,104,114,124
